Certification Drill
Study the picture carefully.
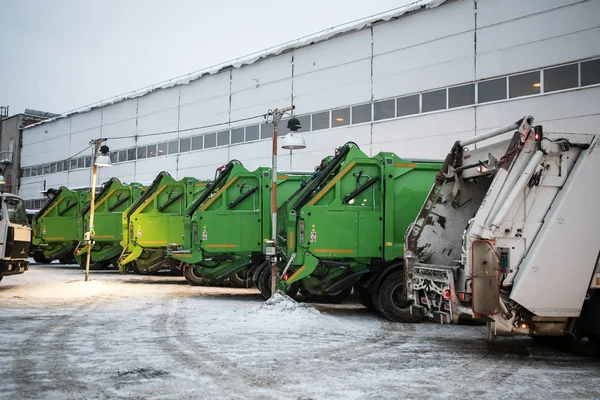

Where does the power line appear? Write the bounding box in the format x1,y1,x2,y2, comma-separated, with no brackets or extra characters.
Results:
105,113,268,141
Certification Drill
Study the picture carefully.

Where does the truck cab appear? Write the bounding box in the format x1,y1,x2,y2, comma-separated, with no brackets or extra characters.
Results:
0,194,31,281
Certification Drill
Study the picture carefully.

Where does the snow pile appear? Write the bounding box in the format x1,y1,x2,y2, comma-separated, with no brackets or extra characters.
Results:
249,292,321,320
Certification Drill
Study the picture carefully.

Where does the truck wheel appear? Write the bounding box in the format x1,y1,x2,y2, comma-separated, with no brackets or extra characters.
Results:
59,257,69,265
315,287,352,304
168,261,183,276
257,267,299,300
183,265,203,286
228,270,252,288
353,285,376,310
33,252,50,264
374,271,421,323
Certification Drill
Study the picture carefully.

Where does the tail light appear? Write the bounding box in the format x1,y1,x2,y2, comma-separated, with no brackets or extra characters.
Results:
534,125,543,141
443,288,451,300
283,273,289,281
458,292,465,301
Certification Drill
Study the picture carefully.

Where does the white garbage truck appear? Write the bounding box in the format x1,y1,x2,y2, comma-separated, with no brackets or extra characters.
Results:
0,193,31,282
400,115,600,342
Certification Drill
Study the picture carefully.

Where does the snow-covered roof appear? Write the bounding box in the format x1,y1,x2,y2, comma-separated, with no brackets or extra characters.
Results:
25,0,447,129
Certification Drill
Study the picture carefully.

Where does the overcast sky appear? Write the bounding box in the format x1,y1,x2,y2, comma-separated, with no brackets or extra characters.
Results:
0,0,413,116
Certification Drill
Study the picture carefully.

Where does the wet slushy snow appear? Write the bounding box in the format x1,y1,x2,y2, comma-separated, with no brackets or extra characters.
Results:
1,264,600,399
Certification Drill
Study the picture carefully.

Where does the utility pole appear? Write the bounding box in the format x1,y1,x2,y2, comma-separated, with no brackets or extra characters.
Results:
84,138,111,281
265,105,294,295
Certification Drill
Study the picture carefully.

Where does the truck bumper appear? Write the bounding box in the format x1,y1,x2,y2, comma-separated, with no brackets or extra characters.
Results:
0,260,29,277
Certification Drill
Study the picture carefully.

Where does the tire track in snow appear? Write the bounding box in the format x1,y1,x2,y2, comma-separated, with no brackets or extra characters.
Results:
10,292,112,399
151,297,281,399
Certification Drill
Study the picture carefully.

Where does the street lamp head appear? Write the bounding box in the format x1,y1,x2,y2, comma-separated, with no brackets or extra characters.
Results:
281,132,306,150
287,117,302,132
94,144,112,167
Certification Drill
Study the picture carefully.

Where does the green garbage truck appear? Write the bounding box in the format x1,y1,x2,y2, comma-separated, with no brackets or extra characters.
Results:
170,160,309,288
75,178,145,270
31,187,90,264
118,171,208,275
254,142,441,313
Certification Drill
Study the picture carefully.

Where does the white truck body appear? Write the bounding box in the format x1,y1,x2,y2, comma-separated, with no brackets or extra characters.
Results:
0,194,31,281
404,116,600,340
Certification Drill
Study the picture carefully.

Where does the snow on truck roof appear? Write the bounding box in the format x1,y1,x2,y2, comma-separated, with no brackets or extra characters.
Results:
25,0,447,130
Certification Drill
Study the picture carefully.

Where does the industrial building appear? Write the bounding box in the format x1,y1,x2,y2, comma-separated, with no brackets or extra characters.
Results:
0,108,56,196
18,0,600,208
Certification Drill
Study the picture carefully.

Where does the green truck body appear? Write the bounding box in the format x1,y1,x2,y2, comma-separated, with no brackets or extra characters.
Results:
170,161,308,286
119,171,208,274
75,178,145,269
258,142,441,308
31,188,90,264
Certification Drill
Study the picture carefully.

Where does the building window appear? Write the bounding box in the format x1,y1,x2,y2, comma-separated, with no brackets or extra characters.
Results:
191,135,203,150
204,133,216,148
331,108,350,128
509,71,540,98
396,94,420,117
231,128,244,144
544,64,578,93
56,163,63,173
261,123,273,139
581,59,600,87
374,99,395,120
180,137,191,152
147,144,157,157
245,125,259,141
137,146,147,159
296,115,311,132
312,111,330,130
217,130,230,146
127,148,137,161
279,119,290,136
110,151,117,164
168,140,178,155
85,156,92,168
157,142,168,156
63,160,70,171
118,150,127,162
352,104,372,124
449,84,475,109
478,77,507,103
422,89,447,113
49,163,56,173
77,157,84,169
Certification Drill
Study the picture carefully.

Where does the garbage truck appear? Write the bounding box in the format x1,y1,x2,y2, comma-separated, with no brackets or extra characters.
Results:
74,178,145,269
31,187,90,264
0,193,32,282
169,161,309,287
256,142,441,309
402,115,600,342
118,171,208,275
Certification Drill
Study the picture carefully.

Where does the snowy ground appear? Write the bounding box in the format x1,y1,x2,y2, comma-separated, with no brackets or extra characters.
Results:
2,264,600,400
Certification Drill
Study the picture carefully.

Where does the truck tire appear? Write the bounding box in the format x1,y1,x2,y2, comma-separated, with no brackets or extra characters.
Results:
315,287,352,304
257,267,299,300
183,265,203,286
353,285,376,310
33,251,50,264
228,270,252,288
374,270,421,323
168,261,183,276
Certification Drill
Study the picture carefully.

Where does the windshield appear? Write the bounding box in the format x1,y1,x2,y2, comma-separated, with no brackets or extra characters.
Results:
4,197,28,225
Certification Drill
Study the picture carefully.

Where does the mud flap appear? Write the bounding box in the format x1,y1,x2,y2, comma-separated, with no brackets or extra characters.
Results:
471,240,500,315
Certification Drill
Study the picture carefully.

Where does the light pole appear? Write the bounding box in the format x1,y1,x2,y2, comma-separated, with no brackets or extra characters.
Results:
265,106,306,296
84,139,112,282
